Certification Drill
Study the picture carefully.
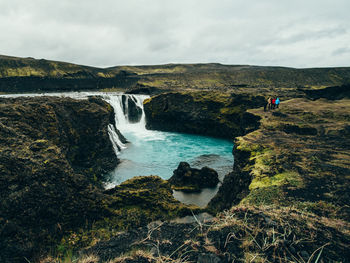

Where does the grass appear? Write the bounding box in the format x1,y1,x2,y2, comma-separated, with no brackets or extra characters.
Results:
41,205,350,262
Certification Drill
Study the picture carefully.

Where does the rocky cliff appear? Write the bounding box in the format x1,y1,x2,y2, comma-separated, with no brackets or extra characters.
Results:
0,96,199,263
231,98,350,220
0,96,118,262
144,91,264,139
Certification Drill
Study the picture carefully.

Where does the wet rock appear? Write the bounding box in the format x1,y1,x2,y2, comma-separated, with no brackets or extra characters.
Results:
168,162,219,192
122,94,143,123
127,96,143,123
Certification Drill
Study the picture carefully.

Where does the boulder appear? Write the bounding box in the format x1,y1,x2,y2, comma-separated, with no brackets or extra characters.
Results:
168,162,219,192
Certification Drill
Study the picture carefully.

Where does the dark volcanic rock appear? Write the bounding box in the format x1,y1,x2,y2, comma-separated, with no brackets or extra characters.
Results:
144,91,263,139
125,83,160,95
301,84,350,100
0,96,118,262
207,145,252,213
122,94,143,123
168,162,219,192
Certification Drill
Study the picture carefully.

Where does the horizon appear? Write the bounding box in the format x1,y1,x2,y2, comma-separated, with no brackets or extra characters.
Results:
2,53,349,70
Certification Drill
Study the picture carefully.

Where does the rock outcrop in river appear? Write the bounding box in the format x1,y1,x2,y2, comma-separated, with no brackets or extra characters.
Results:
168,162,219,192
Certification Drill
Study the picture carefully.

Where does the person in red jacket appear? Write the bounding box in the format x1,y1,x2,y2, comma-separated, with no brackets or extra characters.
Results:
271,98,276,109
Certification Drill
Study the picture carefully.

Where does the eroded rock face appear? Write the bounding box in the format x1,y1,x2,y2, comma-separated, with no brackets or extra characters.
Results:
144,91,263,139
168,162,219,192
0,96,118,262
121,94,143,123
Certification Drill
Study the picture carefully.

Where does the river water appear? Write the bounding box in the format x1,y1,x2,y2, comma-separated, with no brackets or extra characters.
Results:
1,92,233,207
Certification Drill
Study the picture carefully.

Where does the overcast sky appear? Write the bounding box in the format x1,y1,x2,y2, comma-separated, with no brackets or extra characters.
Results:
0,0,349,68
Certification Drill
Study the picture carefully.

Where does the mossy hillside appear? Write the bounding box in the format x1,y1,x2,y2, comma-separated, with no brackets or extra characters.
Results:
0,55,112,78
229,98,350,220
0,56,139,93
144,91,265,139
2,55,350,95
108,63,350,93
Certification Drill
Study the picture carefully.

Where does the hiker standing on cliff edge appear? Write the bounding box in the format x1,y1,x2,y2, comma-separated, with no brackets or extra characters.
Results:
275,97,280,108
271,98,276,109
267,97,272,110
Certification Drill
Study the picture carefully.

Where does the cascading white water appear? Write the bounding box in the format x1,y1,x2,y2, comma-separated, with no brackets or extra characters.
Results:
102,94,152,152
102,94,148,129
0,91,149,155
107,124,126,155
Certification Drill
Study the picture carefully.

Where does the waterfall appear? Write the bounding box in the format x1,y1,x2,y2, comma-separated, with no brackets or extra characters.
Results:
107,124,126,155
0,91,149,155
102,94,149,154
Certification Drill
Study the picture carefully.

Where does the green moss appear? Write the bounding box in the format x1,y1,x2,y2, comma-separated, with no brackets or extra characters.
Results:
171,185,201,193
100,87,124,92
220,106,242,115
51,176,201,254
250,171,303,190
241,186,286,205
143,98,152,104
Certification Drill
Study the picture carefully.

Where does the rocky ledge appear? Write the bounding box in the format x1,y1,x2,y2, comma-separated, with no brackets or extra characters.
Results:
144,91,265,139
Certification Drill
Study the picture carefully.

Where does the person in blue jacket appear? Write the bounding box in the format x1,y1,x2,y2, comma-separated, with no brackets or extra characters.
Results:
275,97,280,108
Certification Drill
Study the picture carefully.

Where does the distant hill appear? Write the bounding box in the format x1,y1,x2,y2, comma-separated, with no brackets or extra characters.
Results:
0,55,113,78
1,55,350,94
0,55,137,92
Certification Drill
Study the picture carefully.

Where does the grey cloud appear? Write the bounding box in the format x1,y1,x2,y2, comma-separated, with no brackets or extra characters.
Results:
332,47,350,56
0,0,349,67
